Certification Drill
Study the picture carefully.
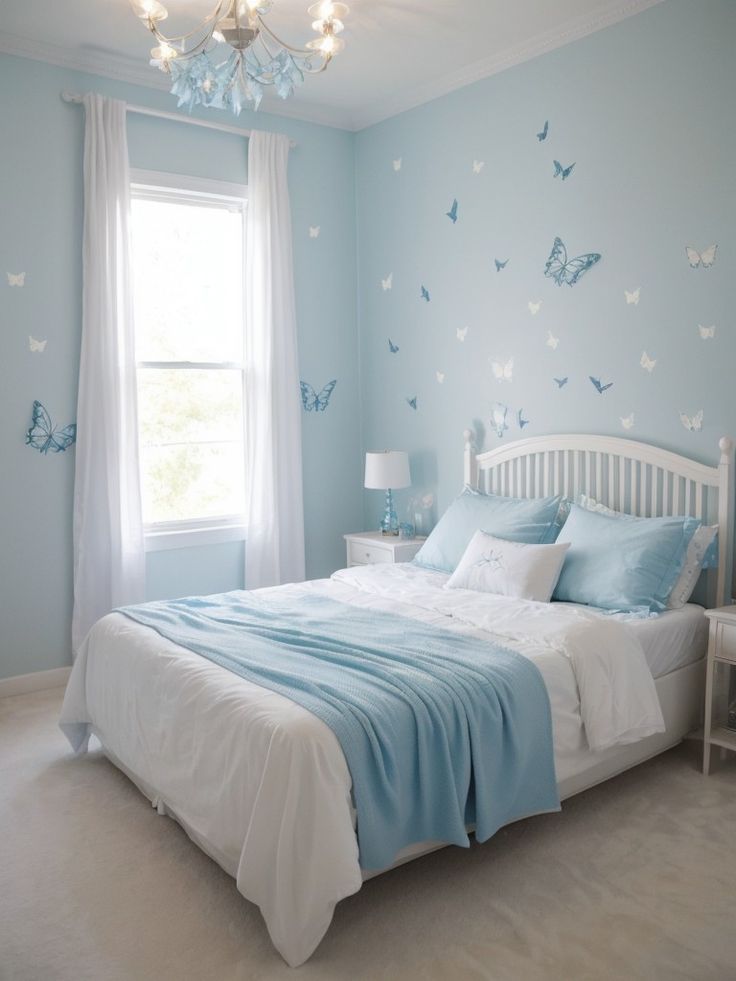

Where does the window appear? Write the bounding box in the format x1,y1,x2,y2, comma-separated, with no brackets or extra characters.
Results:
130,171,247,549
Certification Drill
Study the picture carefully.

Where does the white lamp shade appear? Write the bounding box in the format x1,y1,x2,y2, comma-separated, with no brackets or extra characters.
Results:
364,451,411,490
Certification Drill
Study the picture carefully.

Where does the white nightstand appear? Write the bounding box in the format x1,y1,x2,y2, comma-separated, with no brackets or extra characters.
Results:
344,531,425,568
703,605,736,774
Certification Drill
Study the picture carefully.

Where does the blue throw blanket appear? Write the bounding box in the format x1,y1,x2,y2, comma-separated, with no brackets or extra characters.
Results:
119,591,559,871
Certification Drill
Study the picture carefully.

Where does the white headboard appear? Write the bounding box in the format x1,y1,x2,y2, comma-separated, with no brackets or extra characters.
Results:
463,431,735,608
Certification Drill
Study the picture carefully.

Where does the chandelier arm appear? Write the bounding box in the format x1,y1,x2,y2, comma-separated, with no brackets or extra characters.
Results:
255,14,319,58
146,0,231,46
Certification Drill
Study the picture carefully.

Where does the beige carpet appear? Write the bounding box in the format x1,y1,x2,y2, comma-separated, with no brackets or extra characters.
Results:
2,689,736,981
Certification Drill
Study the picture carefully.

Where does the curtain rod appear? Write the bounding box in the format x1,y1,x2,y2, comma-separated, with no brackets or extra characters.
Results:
61,91,297,148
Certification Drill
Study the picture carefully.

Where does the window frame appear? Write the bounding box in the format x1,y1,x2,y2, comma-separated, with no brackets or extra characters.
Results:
130,169,248,552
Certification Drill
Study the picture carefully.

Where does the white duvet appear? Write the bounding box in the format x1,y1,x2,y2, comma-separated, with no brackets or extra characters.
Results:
60,564,665,967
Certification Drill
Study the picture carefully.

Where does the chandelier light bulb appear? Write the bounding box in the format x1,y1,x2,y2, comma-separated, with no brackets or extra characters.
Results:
307,1,349,20
306,33,344,55
311,17,344,35
131,0,168,22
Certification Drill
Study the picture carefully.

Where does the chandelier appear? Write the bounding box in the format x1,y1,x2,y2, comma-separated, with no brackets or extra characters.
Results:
129,1,349,114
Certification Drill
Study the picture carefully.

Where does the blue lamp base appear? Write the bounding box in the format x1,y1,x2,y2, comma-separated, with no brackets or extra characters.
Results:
380,488,399,535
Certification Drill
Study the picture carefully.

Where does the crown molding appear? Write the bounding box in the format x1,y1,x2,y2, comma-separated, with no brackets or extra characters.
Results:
348,0,665,131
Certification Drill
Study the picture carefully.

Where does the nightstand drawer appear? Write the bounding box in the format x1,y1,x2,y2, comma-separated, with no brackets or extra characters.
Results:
716,623,736,664
348,541,393,566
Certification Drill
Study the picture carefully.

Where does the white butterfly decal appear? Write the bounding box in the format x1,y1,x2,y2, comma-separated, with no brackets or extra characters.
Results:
546,331,559,350
625,288,640,305
528,300,541,315
436,371,445,384
680,410,704,432
640,351,657,373
456,326,468,342
28,335,47,353
472,160,485,174
392,158,402,172
7,271,25,287
381,273,393,291
698,324,716,339
686,245,717,268
620,413,635,430
309,226,320,238
491,358,513,382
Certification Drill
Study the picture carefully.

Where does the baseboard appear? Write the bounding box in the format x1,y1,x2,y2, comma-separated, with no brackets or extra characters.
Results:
0,666,71,699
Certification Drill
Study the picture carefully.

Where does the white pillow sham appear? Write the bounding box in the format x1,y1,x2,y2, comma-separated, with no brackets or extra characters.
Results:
445,531,570,603
577,494,717,609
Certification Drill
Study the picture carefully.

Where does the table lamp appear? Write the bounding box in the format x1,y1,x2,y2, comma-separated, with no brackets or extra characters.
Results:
364,451,411,536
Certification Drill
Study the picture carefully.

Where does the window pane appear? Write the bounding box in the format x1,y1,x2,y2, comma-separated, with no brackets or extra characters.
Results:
131,195,244,364
138,368,244,523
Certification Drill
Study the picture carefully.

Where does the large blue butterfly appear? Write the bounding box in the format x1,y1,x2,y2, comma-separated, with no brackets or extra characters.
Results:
25,400,76,454
544,237,601,287
300,379,337,412
553,160,575,180
495,258,509,272
388,338,399,354
420,285,431,302
537,120,549,142
589,375,613,394
446,199,458,224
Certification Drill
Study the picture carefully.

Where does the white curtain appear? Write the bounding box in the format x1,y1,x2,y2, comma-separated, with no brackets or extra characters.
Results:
72,94,145,652
244,131,305,588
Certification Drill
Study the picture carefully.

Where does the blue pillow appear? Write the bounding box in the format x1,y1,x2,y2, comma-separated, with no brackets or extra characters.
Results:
552,504,700,613
413,488,564,574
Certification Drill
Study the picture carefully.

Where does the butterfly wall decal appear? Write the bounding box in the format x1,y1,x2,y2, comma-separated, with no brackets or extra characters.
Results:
625,288,641,305
392,158,402,172
494,258,509,272
7,271,25,287
537,120,549,142
446,199,459,224
620,413,635,430
698,325,716,339
491,403,509,438
472,160,485,174
420,285,430,302
436,371,445,384
528,300,541,315
640,351,657,373
517,409,529,429
553,160,575,180
589,376,613,394
406,396,418,410
300,379,337,412
546,331,559,350
381,273,393,291
456,326,468,342
544,237,601,287
680,410,704,432
25,400,76,454
388,339,399,353
491,358,513,382
308,226,320,239
28,336,47,353
554,377,569,388
686,245,717,268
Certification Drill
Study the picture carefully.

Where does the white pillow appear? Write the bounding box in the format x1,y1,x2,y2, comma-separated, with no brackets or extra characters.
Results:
445,531,570,603
577,495,717,609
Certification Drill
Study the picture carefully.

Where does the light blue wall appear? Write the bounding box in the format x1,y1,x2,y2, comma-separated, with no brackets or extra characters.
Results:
355,0,736,532
0,55,362,679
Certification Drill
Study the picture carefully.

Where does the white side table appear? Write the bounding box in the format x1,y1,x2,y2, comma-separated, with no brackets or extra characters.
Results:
344,531,425,568
703,605,736,774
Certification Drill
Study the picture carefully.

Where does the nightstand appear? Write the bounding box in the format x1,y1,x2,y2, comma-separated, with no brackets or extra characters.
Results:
703,605,736,774
344,531,425,568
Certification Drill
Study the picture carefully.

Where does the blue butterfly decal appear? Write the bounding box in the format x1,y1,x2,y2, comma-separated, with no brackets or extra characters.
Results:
589,376,613,394
406,396,418,410
491,402,509,438
446,199,458,224
517,409,529,429
300,379,337,412
420,285,430,302
537,120,549,142
495,258,509,272
544,237,601,287
25,400,76,454
388,338,399,353
553,160,575,180
554,377,569,389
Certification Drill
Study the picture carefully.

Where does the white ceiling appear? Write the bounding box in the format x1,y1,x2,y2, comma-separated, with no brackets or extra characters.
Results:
0,0,661,129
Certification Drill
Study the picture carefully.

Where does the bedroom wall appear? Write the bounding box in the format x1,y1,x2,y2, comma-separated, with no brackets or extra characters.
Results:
354,0,735,538
0,55,362,680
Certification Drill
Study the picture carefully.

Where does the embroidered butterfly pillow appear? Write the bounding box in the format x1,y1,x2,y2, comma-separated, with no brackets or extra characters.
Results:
445,531,570,603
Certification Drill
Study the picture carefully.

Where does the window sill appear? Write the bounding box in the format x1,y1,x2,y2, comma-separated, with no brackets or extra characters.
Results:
144,523,247,552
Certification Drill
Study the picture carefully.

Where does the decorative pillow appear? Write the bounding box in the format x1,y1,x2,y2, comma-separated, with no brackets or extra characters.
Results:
577,494,718,609
553,504,700,613
413,488,564,574
445,531,571,603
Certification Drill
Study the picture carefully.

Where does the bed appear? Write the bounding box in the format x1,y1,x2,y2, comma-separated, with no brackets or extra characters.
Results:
59,432,735,967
